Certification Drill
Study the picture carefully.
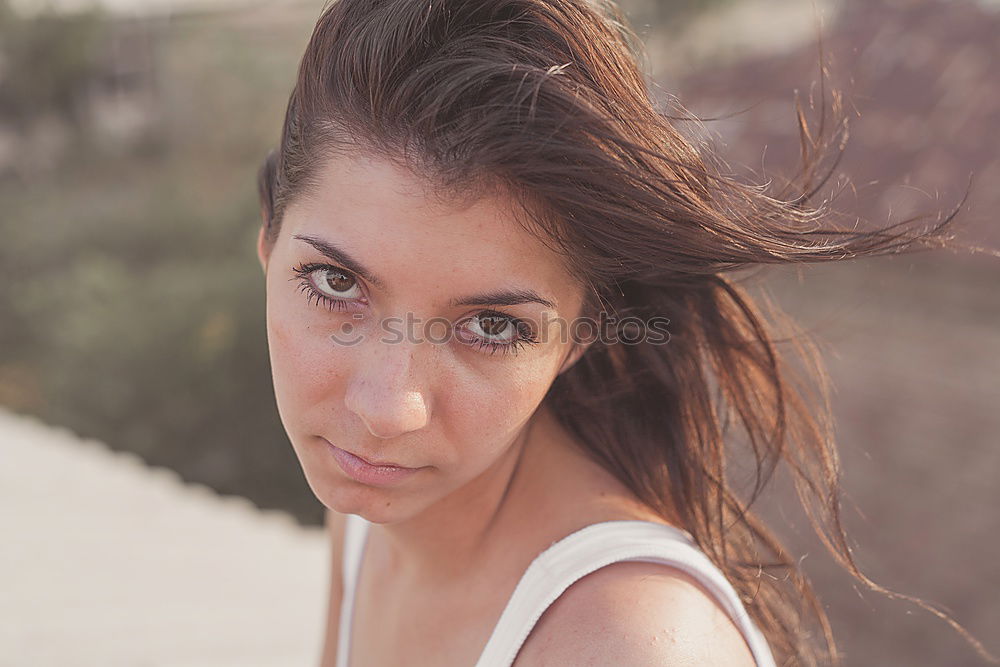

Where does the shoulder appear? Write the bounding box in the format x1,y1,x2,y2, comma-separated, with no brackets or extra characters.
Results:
514,560,757,667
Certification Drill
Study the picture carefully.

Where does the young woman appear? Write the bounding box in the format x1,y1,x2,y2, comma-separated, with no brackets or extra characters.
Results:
254,0,991,665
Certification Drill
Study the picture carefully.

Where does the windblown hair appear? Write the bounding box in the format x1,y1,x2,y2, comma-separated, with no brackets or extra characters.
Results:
256,0,993,664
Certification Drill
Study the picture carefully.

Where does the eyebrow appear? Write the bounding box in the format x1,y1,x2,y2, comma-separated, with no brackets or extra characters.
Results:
293,234,558,310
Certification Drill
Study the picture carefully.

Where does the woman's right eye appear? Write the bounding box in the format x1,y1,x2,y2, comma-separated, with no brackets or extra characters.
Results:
310,267,362,299
290,262,366,311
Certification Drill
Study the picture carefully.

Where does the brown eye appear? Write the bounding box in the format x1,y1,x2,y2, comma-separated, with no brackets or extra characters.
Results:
466,312,519,344
311,268,363,299
457,310,539,357
325,272,353,292
479,314,510,338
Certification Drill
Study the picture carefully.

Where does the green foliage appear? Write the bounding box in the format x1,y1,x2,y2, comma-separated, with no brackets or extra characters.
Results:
0,7,322,523
0,0,107,126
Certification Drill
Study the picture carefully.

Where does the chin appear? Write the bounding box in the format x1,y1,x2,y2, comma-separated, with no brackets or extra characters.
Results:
305,472,419,524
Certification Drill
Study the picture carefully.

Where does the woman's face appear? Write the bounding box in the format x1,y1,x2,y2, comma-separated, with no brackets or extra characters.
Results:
257,152,588,523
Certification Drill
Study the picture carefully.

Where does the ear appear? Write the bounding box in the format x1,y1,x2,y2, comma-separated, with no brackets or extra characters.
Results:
256,225,269,275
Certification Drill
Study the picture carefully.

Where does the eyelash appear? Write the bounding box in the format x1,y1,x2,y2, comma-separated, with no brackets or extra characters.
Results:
289,262,540,356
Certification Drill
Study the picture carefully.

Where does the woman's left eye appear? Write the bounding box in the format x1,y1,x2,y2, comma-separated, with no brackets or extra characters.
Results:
459,311,539,356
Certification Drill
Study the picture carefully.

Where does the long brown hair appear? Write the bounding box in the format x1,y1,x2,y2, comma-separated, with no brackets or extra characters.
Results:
256,0,995,663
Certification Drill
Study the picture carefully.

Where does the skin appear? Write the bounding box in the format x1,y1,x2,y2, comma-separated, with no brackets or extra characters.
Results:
256,151,755,666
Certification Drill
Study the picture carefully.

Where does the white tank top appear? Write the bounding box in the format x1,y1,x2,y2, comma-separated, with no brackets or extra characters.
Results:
336,514,778,667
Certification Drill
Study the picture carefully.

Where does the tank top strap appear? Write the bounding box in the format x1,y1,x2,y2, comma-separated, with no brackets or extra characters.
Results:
336,513,371,667
472,519,777,667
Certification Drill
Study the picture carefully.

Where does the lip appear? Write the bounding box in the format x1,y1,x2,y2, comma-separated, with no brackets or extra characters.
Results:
321,438,423,486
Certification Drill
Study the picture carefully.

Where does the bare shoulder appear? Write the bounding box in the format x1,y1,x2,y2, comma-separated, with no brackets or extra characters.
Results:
513,560,757,667
319,508,349,667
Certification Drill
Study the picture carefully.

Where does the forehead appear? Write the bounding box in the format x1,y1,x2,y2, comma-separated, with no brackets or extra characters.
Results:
283,153,578,308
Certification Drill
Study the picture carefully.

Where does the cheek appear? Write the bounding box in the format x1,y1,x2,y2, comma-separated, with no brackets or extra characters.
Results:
437,351,562,465
265,292,351,432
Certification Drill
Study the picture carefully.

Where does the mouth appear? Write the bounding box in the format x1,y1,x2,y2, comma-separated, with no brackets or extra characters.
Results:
320,437,424,486
340,441,416,470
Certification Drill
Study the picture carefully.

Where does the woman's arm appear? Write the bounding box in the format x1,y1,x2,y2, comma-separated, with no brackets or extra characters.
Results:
317,508,348,667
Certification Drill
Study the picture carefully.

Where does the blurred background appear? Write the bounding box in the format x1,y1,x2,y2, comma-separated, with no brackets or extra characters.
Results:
1,0,997,664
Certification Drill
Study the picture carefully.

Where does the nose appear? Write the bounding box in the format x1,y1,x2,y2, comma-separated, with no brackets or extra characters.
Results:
343,337,432,439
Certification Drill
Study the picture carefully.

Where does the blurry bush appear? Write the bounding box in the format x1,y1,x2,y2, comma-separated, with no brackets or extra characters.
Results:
0,0,105,128
0,2,323,523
